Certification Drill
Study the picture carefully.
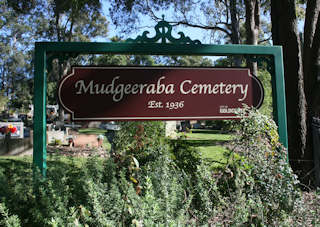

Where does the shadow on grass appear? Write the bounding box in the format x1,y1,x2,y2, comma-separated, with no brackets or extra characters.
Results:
183,139,229,147
0,156,83,177
191,129,231,134
202,150,234,169
78,128,107,135
0,158,32,174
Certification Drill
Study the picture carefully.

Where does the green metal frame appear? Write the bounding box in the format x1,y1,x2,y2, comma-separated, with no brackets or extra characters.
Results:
34,20,287,176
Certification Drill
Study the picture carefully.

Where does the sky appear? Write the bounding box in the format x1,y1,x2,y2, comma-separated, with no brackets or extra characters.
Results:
101,1,213,45
101,1,306,46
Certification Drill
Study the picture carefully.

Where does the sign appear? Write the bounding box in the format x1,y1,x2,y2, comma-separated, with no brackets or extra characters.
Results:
58,67,264,121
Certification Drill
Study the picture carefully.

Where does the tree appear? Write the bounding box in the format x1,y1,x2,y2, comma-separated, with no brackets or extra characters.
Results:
271,0,320,184
0,91,8,112
109,0,246,45
108,0,274,70
244,0,260,75
0,0,35,112
0,0,109,117
303,0,320,116
34,0,109,120
34,0,108,42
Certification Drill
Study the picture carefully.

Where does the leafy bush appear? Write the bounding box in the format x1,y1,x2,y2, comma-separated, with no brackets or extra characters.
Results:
288,190,320,225
114,121,165,152
0,203,21,227
0,110,307,226
214,107,301,225
257,69,273,117
168,136,201,176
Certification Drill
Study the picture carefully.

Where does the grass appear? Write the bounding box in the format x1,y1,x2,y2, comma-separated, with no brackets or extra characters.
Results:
78,128,107,135
178,129,233,168
183,130,233,141
76,128,234,169
199,146,231,168
1,129,233,170
0,155,87,168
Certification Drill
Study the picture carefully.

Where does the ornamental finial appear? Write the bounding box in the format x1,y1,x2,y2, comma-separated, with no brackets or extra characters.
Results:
126,18,201,45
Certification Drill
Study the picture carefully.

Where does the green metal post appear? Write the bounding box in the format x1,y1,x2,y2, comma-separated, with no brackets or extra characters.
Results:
273,48,289,151
33,43,47,177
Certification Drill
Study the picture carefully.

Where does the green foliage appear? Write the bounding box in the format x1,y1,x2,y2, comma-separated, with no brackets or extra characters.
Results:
181,129,233,141
164,55,213,67
78,128,107,135
168,137,201,176
114,121,165,159
0,203,21,227
199,145,230,169
94,54,157,67
46,82,57,105
220,106,301,225
0,0,34,111
0,155,193,226
257,69,273,117
288,190,320,226
0,109,309,225
0,91,8,111
1,0,109,111
34,0,108,42
9,80,33,113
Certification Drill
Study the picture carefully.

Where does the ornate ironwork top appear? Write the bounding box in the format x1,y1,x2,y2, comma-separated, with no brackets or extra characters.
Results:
126,16,201,45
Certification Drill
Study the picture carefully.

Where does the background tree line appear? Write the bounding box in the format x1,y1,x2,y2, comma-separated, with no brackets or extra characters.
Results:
1,0,319,185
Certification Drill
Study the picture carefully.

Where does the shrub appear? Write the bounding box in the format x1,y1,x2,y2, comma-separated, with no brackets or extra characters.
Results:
0,110,305,226
214,107,301,225
114,121,165,153
168,136,201,176
0,203,21,227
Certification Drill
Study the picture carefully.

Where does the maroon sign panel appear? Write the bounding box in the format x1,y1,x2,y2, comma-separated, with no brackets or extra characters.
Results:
58,67,264,121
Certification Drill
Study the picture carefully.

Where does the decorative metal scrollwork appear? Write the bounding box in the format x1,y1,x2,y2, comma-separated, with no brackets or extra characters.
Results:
126,16,201,45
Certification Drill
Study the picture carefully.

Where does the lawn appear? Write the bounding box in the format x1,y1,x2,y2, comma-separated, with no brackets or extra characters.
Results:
184,129,233,141
0,155,87,169
78,128,234,166
1,129,233,170
78,128,107,135
178,129,233,168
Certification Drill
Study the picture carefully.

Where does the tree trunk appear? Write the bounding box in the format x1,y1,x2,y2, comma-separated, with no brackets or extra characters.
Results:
58,62,70,122
229,0,240,45
229,0,242,66
271,0,309,182
58,63,65,123
307,6,320,186
244,0,260,76
301,0,320,187
303,0,320,105
308,6,320,116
